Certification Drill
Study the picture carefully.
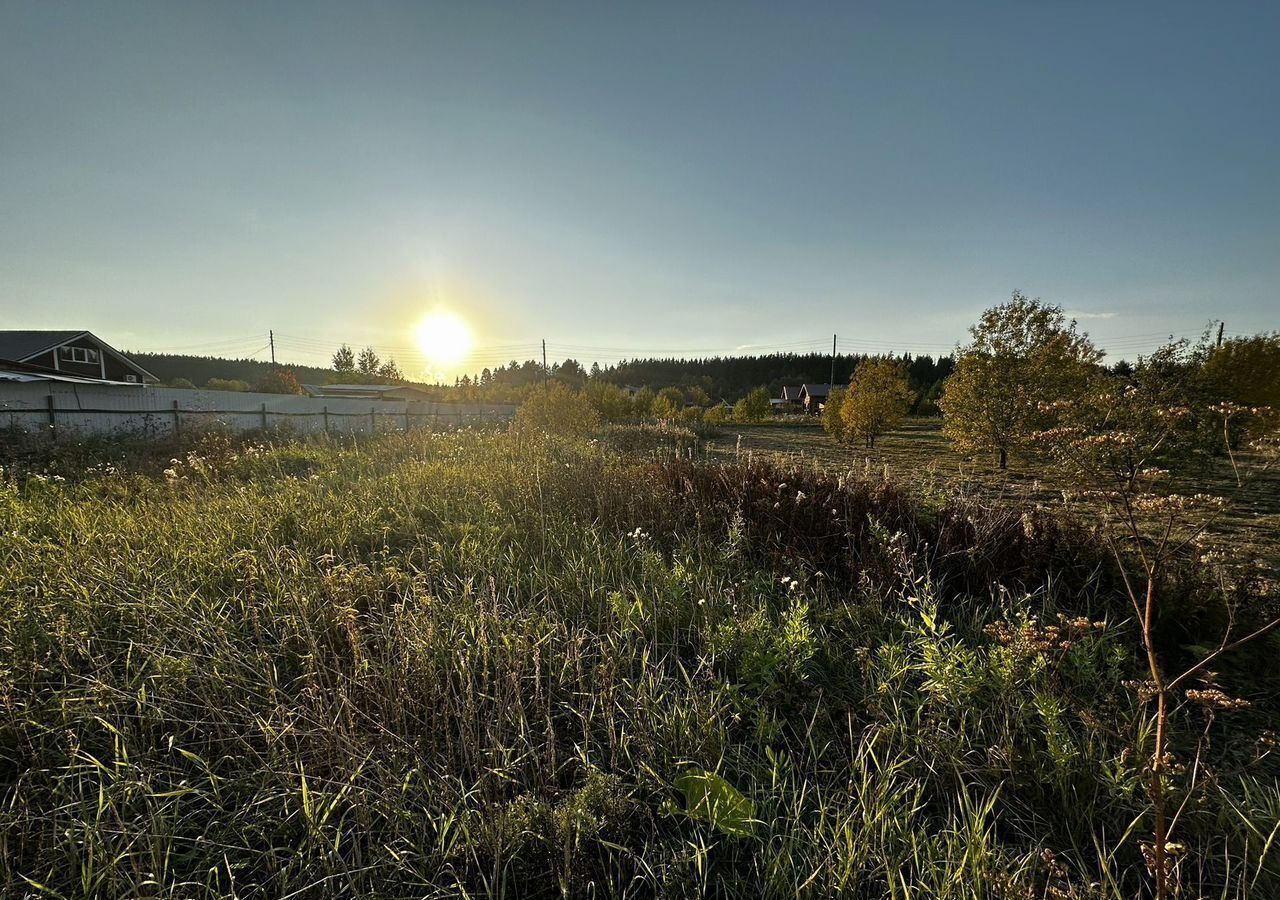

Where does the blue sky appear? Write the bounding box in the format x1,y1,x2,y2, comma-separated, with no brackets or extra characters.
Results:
2,1,1276,377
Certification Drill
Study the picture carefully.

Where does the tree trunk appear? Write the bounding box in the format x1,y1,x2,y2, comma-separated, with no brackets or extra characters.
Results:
998,447,1007,469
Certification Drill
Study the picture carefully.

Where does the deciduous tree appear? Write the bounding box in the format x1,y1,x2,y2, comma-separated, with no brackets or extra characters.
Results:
840,359,913,448
940,291,1101,468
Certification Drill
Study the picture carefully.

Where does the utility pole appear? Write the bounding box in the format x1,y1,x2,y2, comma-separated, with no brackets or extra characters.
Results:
1216,321,1225,349
269,330,276,365
542,339,548,394
830,334,836,387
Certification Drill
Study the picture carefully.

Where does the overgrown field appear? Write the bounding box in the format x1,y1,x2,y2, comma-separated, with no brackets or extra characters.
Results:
2,429,1278,898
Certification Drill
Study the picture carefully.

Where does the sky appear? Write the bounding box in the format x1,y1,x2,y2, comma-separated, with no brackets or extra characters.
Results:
1,1,1277,379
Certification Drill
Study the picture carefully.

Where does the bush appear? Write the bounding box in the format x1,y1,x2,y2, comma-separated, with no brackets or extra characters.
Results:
513,382,600,437
206,378,251,392
733,386,772,422
254,369,305,395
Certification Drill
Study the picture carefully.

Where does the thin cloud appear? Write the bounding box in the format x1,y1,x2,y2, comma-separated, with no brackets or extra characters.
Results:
1066,311,1117,320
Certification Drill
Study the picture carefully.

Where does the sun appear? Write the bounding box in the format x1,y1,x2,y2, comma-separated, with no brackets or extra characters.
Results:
415,312,472,366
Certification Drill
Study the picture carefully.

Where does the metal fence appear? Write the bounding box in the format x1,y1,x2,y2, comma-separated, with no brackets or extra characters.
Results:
0,382,516,438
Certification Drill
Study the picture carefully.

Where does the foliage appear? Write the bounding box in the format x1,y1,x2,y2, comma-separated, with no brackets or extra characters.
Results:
941,291,1102,468
205,377,251,391
841,358,915,448
169,377,196,389
356,346,381,375
512,382,600,437
332,344,356,373
2,428,1278,898
1203,333,1280,442
1034,364,1280,899
821,386,846,439
733,386,773,423
653,386,687,419
703,403,731,425
632,386,655,418
583,381,635,422
253,368,305,395
669,770,757,838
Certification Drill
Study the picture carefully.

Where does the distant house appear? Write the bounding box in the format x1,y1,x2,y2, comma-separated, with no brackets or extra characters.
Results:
301,383,436,402
799,383,836,415
0,330,157,384
779,385,804,410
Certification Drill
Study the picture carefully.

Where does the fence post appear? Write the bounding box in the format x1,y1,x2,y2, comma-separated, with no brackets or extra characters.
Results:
261,403,268,430
403,406,409,432
370,406,376,433
173,399,181,435
323,405,329,433
46,394,56,440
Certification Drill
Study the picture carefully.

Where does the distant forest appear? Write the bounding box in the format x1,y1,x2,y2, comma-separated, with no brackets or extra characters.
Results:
134,349,955,409
130,353,337,388
460,352,955,410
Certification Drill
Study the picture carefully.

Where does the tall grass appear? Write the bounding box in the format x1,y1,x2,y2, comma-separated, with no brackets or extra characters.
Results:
1,429,1277,897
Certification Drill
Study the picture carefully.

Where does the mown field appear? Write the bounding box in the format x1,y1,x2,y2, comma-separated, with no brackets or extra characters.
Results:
2,426,1278,898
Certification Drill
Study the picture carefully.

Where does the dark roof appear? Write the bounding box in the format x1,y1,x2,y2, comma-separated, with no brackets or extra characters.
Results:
0,330,86,361
781,386,803,401
0,330,158,382
800,383,832,399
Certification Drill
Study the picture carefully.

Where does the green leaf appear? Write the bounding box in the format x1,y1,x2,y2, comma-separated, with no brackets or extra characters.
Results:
672,769,758,838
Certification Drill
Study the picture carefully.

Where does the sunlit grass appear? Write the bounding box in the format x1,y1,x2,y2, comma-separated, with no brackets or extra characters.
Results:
1,428,1277,897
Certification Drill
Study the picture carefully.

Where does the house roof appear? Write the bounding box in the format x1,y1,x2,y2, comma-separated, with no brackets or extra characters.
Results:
0,330,158,382
0,330,87,361
781,386,803,401
800,383,832,399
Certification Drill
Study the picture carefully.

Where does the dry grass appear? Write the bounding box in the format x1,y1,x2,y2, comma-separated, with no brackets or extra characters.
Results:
708,419,1280,569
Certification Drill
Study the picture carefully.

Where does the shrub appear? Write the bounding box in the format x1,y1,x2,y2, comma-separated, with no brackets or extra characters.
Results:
513,381,600,437
205,377,251,392
254,369,305,395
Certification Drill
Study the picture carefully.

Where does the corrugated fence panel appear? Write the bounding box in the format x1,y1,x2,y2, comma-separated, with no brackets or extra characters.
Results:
0,383,516,438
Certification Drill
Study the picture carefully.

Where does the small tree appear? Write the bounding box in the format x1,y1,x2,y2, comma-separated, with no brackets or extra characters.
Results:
703,403,730,425
840,359,913,448
332,345,356,373
940,292,1101,468
357,347,381,376
821,387,846,439
255,369,304,395
378,358,403,383
632,387,655,418
733,386,772,423
1036,370,1279,900
653,387,686,419
584,382,634,422
513,382,599,438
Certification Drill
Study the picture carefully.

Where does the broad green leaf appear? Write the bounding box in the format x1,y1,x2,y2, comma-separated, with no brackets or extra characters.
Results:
673,769,758,838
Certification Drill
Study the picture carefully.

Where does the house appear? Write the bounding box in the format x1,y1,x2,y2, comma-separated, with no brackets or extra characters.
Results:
799,383,835,415
301,383,436,402
0,330,157,384
779,385,804,410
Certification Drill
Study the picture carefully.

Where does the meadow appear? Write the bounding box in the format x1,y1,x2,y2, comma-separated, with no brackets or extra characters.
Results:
2,425,1278,898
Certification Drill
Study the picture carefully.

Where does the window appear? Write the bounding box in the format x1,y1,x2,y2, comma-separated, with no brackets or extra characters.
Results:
60,345,100,365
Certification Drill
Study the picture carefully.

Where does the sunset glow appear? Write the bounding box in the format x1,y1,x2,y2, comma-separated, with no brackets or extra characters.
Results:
415,312,472,367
